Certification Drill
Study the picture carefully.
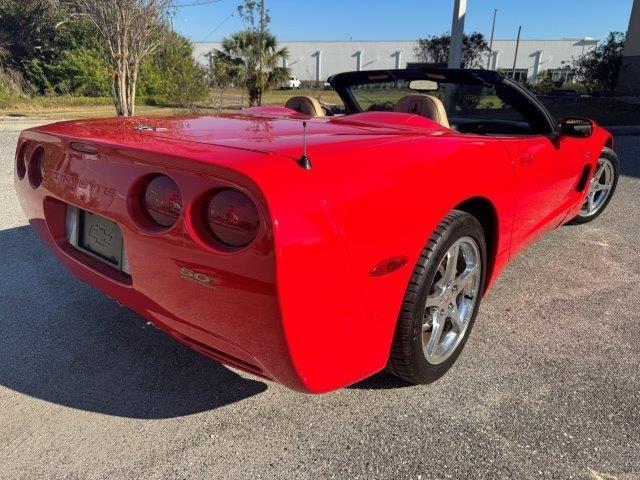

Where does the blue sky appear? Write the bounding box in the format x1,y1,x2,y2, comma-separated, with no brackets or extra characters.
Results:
173,0,634,43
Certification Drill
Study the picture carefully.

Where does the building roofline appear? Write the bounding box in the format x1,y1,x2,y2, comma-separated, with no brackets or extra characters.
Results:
193,38,598,45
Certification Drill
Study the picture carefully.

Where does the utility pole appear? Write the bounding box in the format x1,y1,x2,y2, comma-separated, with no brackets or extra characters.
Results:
512,25,522,79
205,51,214,85
487,9,497,69
447,0,467,68
446,0,466,112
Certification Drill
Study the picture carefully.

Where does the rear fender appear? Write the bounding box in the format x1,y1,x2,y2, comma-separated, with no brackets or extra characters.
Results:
260,134,515,391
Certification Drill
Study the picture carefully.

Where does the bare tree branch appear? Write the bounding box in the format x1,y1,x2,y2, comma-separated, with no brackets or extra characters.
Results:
71,0,172,115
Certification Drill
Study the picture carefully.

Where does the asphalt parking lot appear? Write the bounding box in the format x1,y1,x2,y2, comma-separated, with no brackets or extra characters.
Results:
0,122,639,480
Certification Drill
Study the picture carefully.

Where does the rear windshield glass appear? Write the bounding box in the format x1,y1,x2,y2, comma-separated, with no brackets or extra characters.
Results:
347,80,528,124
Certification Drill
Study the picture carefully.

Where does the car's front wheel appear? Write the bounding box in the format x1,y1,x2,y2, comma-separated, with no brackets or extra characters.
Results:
569,147,619,224
388,210,487,384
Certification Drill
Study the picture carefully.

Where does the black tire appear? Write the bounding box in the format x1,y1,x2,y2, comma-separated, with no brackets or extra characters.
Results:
568,147,619,225
387,210,487,384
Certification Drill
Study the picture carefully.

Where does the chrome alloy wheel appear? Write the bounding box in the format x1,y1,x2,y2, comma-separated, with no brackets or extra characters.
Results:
421,237,482,365
579,157,615,217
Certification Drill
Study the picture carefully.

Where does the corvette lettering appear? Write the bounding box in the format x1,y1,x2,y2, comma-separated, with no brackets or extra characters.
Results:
50,170,116,197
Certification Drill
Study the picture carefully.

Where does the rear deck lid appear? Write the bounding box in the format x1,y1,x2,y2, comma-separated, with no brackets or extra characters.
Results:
34,111,447,159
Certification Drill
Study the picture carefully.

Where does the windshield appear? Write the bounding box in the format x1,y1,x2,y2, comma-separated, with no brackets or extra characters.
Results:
349,79,436,112
347,80,527,124
332,69,555,135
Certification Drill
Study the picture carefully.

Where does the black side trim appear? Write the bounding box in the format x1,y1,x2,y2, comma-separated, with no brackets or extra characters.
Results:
576,164,592,192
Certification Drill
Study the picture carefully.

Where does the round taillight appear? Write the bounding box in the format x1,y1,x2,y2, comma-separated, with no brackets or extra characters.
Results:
206,189,260,248
28,146,45,188
16,142,27,180
141,175,182,228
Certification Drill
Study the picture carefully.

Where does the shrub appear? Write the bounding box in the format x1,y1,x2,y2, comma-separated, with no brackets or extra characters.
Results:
414,32,489,68
49,48,111,97
573,32,625,95
139,31,209,106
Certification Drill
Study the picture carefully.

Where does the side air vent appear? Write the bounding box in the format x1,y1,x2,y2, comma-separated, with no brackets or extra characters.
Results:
576,165,592,192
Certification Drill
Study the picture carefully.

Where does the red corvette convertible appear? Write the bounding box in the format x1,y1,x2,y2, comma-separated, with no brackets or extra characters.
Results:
14,68,618,393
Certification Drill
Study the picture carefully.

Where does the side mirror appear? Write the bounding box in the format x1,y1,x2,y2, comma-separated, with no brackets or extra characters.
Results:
560,117,594,138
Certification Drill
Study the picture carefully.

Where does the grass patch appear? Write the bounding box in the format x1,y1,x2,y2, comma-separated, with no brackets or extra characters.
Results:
0,89,342,119
0,95,113,111
206,88,343,110
2,90,638,126
0,95,187,119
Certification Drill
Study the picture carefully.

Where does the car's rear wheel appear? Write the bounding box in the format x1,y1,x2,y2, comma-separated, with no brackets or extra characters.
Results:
569,147,619,224
388,210,487,384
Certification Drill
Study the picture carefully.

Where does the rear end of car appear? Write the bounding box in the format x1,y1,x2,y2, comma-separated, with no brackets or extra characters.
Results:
14,115,436,393
13,125,310,391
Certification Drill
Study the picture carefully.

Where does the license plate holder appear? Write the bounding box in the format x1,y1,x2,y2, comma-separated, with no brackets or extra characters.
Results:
67,207,126,270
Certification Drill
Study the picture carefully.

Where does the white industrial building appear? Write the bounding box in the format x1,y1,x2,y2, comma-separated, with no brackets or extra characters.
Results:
193,38,598,83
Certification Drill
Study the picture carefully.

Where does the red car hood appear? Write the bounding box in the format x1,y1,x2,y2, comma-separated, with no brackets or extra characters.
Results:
31,111,449,160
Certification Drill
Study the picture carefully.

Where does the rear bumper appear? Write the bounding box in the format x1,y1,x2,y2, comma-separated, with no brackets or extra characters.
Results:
14,131,309,391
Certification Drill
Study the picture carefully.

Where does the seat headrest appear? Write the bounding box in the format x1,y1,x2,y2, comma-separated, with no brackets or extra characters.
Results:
394,94,450,128
284,96,326,117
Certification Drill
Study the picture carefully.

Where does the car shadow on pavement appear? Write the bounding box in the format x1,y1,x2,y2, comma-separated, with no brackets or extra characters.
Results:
349,371,413,390
0,226,267,419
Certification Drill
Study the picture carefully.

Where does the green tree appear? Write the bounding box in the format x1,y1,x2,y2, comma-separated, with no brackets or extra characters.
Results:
218,0,289,106
531,70,560,94
0,0,211,105
47,20,111,96
0,1,109,96
207,50,244,109
74,0,173,115
139,29,209,105
0,0,66,93
573,32,625,95
209,51,244,90
414,32,489,68
50,47,111,96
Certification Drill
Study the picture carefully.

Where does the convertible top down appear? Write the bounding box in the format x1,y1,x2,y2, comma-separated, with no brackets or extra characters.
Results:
14,68,617,393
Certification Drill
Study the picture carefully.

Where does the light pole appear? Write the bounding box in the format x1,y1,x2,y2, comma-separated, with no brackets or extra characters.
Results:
487,9,497,70
512,25,522,80
205,51,214,83
447,0,467,69
446,0,467,110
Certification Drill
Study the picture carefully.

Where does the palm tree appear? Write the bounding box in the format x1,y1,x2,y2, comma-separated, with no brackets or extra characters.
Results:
219,29,289,106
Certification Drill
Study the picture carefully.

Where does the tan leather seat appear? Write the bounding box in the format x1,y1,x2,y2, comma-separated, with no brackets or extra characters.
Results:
284,96,325,117
394,95,450,128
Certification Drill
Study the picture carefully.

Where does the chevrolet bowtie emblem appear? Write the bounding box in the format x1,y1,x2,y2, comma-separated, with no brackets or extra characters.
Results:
89,225,113,247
